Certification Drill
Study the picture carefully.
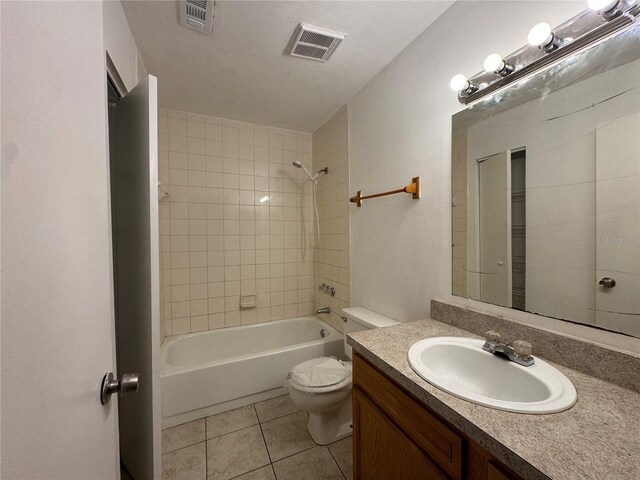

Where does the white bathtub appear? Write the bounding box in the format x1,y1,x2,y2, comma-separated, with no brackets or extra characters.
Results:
160,316,344,428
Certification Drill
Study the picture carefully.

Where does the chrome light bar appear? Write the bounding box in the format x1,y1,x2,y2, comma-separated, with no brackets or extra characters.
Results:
452,1,640,105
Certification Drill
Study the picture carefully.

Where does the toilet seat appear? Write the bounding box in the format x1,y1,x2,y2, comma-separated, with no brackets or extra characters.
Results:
287,357,352,393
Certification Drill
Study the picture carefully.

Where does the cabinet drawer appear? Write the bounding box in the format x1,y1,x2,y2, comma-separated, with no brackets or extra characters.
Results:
353,354,463,480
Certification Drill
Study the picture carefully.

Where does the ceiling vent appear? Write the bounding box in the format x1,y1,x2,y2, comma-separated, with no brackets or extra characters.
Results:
179,0,214,35
287,23,346,62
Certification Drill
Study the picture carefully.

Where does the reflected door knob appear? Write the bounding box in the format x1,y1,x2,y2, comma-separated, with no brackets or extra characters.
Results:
598,277,616,288
100,372,140,405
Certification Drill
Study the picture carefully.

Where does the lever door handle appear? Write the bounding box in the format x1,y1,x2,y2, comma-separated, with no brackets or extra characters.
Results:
100,372,139,405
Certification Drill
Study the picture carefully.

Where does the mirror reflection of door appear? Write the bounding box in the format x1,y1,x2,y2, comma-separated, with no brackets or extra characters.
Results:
595,112,640,337
478,152,510,307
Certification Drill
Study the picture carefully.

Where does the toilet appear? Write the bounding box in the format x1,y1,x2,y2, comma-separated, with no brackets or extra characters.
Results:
286,307,399,445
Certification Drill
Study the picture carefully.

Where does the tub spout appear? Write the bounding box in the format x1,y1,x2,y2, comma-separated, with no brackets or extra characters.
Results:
315,307,330,315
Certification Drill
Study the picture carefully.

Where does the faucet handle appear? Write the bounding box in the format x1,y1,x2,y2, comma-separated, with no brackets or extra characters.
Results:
512,340,533,358
485,330,502,343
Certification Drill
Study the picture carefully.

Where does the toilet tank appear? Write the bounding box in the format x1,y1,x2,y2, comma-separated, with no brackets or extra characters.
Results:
341,307,400,359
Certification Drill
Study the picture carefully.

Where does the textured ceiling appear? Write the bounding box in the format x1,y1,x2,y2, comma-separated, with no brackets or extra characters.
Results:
122,1,453,131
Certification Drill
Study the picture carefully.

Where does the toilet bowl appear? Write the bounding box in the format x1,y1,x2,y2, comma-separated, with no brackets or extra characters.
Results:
286,307,399,445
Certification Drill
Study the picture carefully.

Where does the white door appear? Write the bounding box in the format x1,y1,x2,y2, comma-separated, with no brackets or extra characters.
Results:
109,75,161,479
478,152,511,307
595,112,640,337
1,1,120,477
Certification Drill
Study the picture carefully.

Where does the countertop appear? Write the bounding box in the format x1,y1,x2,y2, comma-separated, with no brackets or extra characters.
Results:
347,318,640,480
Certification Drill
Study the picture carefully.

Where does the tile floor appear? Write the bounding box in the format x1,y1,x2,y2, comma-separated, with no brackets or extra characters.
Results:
162,395,353,480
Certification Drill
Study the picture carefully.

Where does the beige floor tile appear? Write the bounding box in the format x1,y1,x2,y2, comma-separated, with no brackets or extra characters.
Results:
232,465,276,480
328,437,353,479
260,411,315,462
163,419,206,454
162,442,206,480
254,394,300,423
272,447,344,480
206,405,259,439
207,425,270,480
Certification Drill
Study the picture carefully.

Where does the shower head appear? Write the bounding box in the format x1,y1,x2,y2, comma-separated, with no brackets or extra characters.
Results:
292,161,328,182
292,161,315,181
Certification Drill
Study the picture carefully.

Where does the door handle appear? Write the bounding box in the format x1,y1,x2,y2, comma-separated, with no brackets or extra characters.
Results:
598,277,616,288
100,372,139,405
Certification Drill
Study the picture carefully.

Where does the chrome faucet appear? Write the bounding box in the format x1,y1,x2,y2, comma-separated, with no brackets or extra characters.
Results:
482,331,534,367
315,307,330,315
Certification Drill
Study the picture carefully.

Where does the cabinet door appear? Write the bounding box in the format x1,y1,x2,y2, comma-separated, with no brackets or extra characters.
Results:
353,387,448,480
487,463,516,480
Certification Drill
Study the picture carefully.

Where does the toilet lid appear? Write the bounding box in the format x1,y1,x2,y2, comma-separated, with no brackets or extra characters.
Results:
288,357,351,389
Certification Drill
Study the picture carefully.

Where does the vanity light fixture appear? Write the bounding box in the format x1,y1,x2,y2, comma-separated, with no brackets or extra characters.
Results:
588,0,628,19
450,0,640,105
483,53,515,76
449,74,477,94
528,22,563,52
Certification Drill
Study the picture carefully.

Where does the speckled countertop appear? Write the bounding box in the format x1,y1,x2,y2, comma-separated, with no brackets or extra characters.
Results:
347,318,640,480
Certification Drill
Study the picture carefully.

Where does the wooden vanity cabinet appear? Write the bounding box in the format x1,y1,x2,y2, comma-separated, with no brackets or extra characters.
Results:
352,353,523,480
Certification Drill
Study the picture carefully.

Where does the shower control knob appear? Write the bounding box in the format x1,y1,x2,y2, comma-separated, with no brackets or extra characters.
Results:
598,277,616,288
100,372,140,405
329,287,335,297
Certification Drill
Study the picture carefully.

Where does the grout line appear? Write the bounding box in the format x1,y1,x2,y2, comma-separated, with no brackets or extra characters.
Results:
270,444,317,465
227,462,272,480
327,445,348,480
204,416,208,477
256,404,274,465
162,439,207,456
259,408,303,427
206,420,261,441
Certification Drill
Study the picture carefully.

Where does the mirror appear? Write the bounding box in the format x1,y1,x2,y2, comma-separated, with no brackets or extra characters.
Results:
451,26,639,338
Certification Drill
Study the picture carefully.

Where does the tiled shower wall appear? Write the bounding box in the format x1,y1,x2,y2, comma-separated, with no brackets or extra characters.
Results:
312,105,350,333
451,127,468,297
158,108,315,337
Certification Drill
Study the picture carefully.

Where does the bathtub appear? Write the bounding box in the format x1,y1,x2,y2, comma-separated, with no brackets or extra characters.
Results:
160,316,344,428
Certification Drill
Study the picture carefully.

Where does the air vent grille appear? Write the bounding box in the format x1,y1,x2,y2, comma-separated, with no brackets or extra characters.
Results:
293,44,327,60
188,0,207,9
299,31,335,49
179,0,214,35
288,23,345,62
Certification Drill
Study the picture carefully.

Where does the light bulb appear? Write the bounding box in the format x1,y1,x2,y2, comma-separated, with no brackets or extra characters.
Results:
483,53,505,73
450,74,469,92
588,0,618,11
528,23,553,47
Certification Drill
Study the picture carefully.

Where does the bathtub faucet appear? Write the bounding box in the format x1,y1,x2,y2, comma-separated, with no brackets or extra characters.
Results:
315,307,330,315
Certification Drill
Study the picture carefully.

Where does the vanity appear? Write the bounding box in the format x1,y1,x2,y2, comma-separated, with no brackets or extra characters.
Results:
352,351,522,480
348,306,640,480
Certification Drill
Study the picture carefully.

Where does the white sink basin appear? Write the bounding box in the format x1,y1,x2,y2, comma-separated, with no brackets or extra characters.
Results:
407,337,577,414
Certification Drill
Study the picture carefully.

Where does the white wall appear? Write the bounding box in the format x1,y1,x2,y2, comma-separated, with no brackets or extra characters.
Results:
349,1,584,322
103,0,140,91
1,1,119,477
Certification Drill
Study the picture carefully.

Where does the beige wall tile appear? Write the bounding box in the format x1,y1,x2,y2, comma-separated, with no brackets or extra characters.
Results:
160,108,313,334
312,105,350,331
